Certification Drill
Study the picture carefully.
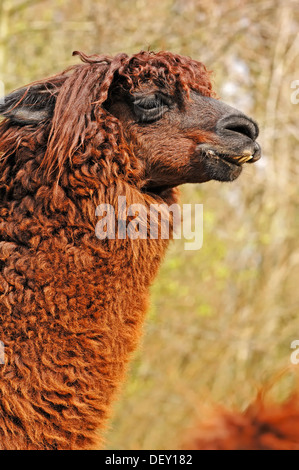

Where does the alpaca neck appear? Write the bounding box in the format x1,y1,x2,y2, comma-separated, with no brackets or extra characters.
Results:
0,180,178,450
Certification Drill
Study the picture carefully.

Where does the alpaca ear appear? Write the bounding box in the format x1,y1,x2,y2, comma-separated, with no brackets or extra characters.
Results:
0,84,55,125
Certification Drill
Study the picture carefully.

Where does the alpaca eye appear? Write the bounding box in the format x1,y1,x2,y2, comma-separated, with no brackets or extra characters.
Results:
135,97,161,110
132,94,170,122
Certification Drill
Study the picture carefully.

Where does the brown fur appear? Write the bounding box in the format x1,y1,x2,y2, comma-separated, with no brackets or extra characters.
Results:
183,391,299,450
0,51,260,449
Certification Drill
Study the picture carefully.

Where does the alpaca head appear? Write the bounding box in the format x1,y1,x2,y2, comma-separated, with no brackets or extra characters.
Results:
0,50,261,198
104,51,261,194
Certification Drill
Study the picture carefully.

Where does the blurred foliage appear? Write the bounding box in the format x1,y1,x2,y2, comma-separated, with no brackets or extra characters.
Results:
1,0,299,450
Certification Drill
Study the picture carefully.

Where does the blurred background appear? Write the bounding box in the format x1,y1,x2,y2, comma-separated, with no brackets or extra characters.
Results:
1,0,299,450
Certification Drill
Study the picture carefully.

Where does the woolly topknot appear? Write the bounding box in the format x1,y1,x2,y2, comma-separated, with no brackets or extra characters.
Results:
73,49,214,98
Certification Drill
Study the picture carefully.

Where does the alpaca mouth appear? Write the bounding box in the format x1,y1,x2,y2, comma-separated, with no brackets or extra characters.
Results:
204,145,261,167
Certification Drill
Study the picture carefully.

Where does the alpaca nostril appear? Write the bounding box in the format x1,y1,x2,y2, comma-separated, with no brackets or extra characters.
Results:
218,115,259,141
225,123,254,139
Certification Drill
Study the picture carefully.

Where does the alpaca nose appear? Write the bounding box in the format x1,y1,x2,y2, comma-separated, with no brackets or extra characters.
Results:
217,115,259,141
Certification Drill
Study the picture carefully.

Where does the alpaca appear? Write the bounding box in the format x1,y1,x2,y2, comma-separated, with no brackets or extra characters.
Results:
183,390,299,450
0,50,261,450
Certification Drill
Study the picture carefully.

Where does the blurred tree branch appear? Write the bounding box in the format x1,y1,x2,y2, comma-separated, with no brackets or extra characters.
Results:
8,0,45,16
0,0,9,78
